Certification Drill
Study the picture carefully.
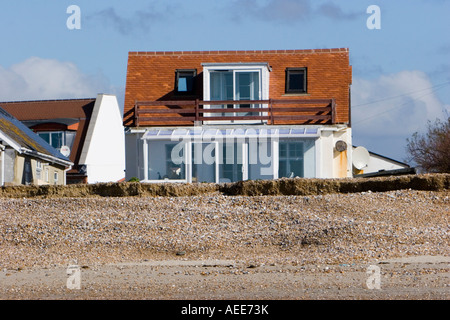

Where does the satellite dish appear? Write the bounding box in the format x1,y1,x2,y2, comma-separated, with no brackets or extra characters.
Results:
60,145,71,157
353,146,370,170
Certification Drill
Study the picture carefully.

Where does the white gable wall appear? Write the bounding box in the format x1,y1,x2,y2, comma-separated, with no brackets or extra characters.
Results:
364,151,409,174
79,94,125,183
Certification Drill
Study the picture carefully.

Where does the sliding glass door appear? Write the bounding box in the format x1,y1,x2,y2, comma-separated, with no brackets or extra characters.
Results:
210,71,233,116
209,70,261,122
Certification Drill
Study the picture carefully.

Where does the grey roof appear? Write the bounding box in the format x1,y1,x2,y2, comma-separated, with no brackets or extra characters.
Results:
0,106,72,165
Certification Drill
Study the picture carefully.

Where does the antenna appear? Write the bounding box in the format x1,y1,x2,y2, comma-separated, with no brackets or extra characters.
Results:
353,146,370,170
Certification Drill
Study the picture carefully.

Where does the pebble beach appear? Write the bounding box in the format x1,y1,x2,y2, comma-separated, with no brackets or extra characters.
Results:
0,189,448,299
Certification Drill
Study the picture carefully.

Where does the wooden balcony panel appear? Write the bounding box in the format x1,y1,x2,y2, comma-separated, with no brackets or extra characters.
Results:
133,98,336,126
199,116,271,121
138,108,196,114
138,116,197,122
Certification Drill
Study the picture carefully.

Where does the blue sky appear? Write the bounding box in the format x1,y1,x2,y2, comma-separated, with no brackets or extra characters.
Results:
0,0,449,162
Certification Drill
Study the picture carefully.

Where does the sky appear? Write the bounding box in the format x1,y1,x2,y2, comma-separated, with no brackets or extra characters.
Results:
0,0,449,163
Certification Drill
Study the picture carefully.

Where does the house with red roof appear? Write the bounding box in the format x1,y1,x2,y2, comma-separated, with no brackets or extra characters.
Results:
1,94,125,184
0,106,73,186
123,49,353,183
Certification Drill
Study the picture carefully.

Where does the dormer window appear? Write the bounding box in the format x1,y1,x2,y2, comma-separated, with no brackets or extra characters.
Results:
175,69,197,94
38,131,76,154
202,63,271,124
285,67,307,94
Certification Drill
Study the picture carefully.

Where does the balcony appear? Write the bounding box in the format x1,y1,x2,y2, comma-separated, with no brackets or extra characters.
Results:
133,98,336,127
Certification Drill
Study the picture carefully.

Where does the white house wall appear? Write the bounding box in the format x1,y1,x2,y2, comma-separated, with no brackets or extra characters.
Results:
125,131,144,181
316,127,352,179
333,127,352,178
79,94,126,183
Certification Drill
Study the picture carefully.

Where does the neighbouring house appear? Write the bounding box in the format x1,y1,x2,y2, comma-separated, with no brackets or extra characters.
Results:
0,107,73,186
123,49,353,183
1,94,125,184
352,146,415,177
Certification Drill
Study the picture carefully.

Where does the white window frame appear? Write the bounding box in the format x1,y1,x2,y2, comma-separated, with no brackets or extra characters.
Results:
187,141,219,183
144,140,189,183
37,131,76,152
143,140,220,184
202,63,270,125
36,160,42,180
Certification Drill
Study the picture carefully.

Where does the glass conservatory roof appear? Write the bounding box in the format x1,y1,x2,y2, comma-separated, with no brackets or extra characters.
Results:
142,127,319,140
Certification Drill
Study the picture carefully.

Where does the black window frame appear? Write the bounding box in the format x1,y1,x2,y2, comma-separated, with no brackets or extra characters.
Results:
285,67,307,94
175,69,197,95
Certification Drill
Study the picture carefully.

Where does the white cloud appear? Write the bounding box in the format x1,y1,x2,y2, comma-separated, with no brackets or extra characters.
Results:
353,71,448,134
0,57,112,102
351,70,449,160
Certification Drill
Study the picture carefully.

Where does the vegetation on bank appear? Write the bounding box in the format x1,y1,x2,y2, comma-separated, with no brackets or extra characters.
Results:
0,173,448,198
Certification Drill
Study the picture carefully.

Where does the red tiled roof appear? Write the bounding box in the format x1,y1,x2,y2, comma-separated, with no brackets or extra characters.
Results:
0,98,95,121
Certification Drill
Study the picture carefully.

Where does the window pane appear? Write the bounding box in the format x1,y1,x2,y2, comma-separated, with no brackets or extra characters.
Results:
279,141,305,178
178,74,194,92
192,143,216,183
149,142,185,180
279,160,287,178
286,68,306,93
289,72,304,91
51,132,63,149
65,131,76,149
220,143,243,182
166,144,185,180
210,71,233,113
289,159,303,177
289,142,303,157
279,143,287,158
235,71,260,116
178,77,188,92
237,73,251,100
176,70,195,93
39,133,50,144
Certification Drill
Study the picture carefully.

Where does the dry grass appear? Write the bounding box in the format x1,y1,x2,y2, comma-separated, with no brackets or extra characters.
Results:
0,174,448,198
